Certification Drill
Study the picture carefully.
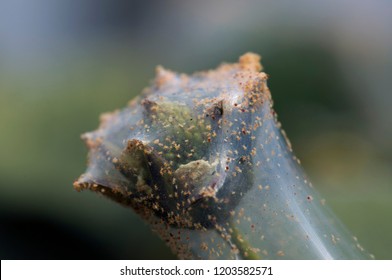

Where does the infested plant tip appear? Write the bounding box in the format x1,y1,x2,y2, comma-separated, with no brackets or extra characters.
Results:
238,52,263,72
73,180,83,192
154,65,179,88
74,53,372,260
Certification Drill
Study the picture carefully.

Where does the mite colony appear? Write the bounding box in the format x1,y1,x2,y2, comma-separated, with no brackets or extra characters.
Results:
74,54,308,259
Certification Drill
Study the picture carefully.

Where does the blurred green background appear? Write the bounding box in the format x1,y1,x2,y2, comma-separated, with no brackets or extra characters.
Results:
1,0,391,259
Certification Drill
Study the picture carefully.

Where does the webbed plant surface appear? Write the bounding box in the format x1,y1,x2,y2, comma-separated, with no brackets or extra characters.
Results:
74,53,372,259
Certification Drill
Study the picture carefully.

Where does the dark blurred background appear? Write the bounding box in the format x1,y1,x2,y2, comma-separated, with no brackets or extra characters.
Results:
1,0,391,259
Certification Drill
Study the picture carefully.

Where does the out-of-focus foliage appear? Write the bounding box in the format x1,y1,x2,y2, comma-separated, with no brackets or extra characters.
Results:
1,0,391,259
